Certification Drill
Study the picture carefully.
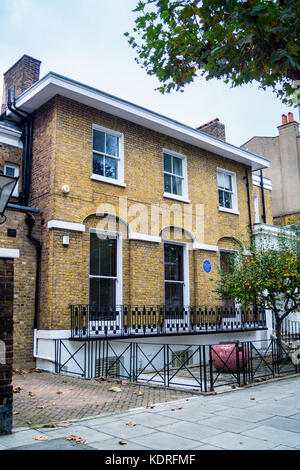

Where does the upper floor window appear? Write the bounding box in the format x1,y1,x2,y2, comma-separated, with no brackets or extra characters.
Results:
163,150,189,202
4,163,19,197
217,168,238,214
91,125,125,187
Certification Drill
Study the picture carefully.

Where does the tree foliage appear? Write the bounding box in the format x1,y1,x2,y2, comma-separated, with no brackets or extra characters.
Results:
216,229,300,339
126,0,300,105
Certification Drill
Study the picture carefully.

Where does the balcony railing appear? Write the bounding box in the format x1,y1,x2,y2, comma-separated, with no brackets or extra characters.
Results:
70,305,267,339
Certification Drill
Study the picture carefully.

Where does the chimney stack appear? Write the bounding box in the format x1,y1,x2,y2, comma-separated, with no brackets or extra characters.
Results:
282,114,287,125
288,112,294,122
196,118,226,141
1,55,41,113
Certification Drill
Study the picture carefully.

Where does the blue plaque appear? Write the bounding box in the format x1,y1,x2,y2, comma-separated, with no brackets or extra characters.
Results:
203,259,212,273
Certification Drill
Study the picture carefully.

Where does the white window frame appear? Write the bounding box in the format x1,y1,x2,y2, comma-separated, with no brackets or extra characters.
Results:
163,240,190,307
91,124,125,188
217,167,239,214
4,163,19,197
163,149,189,203
89,228,123,307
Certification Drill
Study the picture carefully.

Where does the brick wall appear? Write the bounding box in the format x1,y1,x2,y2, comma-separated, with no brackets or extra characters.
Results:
0,258,13,434
28,95,267,330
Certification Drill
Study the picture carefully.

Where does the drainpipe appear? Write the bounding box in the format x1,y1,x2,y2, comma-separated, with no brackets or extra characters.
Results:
244,168,252,232
25,212,42,330
260,169,266,223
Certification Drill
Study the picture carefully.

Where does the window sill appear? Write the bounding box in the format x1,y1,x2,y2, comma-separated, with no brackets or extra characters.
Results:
163,192,190,204
91,174,126,187
218,207,240,215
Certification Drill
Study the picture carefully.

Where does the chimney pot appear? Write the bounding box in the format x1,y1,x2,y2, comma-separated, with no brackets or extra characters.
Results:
288,112,294,122
282,114,287,125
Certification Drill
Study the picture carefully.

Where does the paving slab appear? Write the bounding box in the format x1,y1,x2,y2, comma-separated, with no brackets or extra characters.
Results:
118,412,179,427
214,407,274,423
7,438,95,451
242,425,300,448
91,421,156,440
199,415,257,433
130,431,201,450
88,438,151,450
39,424,112,442
262,416,300,434
0,429,51,449
158,421,222,441
201,431,277,450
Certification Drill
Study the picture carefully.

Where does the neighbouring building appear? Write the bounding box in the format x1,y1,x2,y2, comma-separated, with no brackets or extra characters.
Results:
242,113,300,226
0,55,274,379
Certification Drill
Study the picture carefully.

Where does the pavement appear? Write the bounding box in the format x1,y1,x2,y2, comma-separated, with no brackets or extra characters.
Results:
1,375,300,450
11,370,194,428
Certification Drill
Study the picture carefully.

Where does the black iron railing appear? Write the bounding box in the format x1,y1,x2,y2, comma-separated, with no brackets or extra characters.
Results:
281,319,300,344
70,305,266,339
54,337,299,391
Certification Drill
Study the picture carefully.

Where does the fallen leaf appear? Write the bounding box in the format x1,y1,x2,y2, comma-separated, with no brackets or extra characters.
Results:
27,421,33,425
178,406,183,410
13,411,20,415
121,380,129,386
34,436,49,441
126,421,136,427
146,405,154,409
211,391,217,395
56,391,63,395
52,402,56,406
250,397,255,400
42,423,57,428
28,392,36,397
133,391,143,396
66,435,86,444
109,387,122,393
36,406,46,409
119,440,127,445
13,386,23,393
232,385,236,389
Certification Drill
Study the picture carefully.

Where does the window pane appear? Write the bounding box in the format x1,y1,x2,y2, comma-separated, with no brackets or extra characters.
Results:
164,244,183,281
172,176,182,196
165,282,183,309
217,171,224,188
93,153,104,176
90,234,116,276
164,173,172,193
173,157,182,176
224,174,232,191
106,134,119,157
89,278,116,309
164,154,172,173
224,191,232,208
105,156,117,179
93,130,105,153
5,167,15,177
218,189,224,207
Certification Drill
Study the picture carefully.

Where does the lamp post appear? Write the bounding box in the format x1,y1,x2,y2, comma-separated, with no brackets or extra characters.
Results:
0,171,19,224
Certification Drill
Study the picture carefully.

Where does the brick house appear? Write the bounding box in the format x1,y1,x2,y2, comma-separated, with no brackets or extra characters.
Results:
0,56,273,377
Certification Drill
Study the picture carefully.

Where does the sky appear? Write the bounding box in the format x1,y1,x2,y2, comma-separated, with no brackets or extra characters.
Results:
0,0,296,146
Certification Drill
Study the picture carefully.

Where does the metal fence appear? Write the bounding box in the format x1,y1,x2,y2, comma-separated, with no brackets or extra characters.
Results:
55,337,299,393
70,305,267,339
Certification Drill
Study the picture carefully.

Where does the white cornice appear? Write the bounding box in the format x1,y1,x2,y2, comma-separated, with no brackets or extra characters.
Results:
0,248,20,258
193,243,219,252
129,232,161,243
12,72,269,171
47,219,86,232
0,124,23,148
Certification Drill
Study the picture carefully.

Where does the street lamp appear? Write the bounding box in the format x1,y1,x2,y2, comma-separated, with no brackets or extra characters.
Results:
0,171,19,224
